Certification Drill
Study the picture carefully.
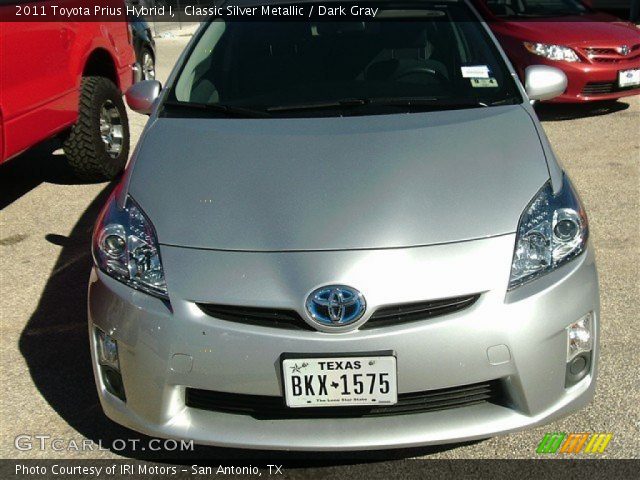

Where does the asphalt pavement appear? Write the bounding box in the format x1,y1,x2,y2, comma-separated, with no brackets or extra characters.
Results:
0,35,638,465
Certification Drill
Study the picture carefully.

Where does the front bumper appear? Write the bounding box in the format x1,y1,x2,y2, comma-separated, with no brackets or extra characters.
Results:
88,235,600,450
527,55,640,103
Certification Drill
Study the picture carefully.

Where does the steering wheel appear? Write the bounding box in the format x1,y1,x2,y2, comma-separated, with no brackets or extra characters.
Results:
393,67,449,86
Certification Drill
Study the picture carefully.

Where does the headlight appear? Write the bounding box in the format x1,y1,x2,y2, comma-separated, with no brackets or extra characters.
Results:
524,42,580,62
509,175,588,290
92,191,168,299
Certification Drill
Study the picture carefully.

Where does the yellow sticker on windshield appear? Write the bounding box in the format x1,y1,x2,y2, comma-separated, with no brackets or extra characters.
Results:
471,77,499,88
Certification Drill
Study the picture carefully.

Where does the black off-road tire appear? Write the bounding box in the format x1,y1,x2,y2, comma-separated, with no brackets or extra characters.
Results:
63,76,130,181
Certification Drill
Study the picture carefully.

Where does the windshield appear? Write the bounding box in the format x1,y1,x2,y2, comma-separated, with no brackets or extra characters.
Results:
485,0,589,18
168,3,522,118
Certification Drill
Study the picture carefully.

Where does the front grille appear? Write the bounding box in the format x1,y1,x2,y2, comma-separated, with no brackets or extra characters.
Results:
197,304,314,330
581,81,640,96
197,294,479,331
185,380,505,419
362,294,479,329
583,44,640,63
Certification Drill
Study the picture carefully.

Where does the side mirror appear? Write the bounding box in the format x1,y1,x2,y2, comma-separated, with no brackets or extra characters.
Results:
126,80,162,115
525,65,568,102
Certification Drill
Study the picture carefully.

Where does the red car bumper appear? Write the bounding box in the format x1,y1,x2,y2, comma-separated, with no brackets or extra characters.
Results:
542,57,640,103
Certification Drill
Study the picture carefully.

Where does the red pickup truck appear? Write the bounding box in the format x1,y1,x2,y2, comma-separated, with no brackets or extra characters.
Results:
0,2,137,180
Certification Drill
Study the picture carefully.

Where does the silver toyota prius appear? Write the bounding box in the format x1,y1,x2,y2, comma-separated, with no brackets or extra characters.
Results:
89,0,600,450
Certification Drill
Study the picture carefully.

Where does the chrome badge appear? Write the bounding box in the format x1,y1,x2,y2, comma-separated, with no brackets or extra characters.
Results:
617,45,630,56
306,285,366,328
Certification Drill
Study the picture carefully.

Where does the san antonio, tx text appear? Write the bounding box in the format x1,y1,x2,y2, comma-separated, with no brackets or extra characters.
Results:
16,464,283,476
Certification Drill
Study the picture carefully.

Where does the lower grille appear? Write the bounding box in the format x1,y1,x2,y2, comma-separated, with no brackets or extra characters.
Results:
582,82,640,96
185,380,505,419
197,294,479,331
582,82,615,95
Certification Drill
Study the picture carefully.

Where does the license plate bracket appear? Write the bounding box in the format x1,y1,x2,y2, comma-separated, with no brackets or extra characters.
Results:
281,351,398,408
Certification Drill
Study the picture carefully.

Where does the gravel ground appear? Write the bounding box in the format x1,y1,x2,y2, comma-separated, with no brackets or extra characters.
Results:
1,36,638,465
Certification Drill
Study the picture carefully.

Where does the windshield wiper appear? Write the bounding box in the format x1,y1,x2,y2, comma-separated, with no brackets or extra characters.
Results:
267,97,493,114
367,97,490,110
266,98,367,113
201,96,508,117
163,100,271,118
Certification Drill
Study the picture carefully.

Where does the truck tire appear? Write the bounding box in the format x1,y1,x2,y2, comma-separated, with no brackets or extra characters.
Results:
63,76,130,181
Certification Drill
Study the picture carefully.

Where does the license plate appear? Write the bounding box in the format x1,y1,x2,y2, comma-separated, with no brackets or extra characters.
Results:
619,69,640,88
282,355,397,408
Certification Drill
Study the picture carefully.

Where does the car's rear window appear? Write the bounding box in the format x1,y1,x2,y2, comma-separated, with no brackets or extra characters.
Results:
167,2,522,117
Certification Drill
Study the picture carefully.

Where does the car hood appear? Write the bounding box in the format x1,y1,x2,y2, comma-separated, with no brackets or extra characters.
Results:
128,105,549,251
499,15,640,46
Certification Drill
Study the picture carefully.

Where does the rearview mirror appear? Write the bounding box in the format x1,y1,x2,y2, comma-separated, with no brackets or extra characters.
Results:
525,65,568,102
126,80,162,115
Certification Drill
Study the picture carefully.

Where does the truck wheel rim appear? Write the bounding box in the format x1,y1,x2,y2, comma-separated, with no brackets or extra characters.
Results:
143,52,155,80
99,100,123,159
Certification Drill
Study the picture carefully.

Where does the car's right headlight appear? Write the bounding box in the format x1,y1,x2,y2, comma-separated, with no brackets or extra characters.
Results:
524,42,581,62
92,189,168,299
509,174,588,290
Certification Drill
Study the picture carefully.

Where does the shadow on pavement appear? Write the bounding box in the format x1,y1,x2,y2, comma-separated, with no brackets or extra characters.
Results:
17,182,129,443
0,140,101,210
17,180,480,464
535,99,630,122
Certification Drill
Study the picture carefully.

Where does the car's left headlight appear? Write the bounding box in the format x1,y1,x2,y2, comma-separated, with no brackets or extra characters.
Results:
509,175,588,290
524,42,581,62
92,190,168,299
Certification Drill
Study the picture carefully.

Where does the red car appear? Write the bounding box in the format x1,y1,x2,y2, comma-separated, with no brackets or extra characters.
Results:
0,1,137,179
471,0,640,102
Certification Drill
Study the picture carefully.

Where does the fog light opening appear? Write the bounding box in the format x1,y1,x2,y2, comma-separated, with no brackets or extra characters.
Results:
566,313,593,362
565,352,591,388
565,313,594,388
95,327,126,401
101,366,127,402
569,354,587,376
96,328,120,371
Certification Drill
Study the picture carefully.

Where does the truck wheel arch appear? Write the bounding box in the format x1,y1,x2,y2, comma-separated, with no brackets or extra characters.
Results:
82,48,120,89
